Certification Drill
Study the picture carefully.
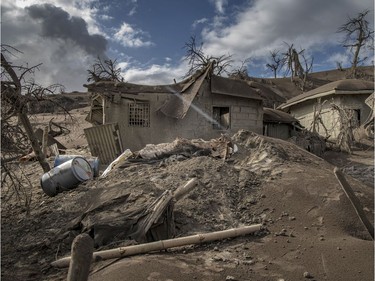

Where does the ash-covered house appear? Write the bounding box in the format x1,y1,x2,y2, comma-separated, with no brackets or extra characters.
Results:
278,79,374,140
84,64,264,164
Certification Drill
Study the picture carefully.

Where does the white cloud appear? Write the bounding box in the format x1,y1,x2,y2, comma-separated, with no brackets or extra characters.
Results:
209,0,228,14
202,0,374,65
326,51,352,68
114,22,154,48
120,61,189,85
99,14,113,21
192,18,209,29
1,0,107,91
10,0,107,36
128,6,137,16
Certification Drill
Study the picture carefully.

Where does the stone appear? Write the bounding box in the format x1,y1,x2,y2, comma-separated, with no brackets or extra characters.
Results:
303,271,313,278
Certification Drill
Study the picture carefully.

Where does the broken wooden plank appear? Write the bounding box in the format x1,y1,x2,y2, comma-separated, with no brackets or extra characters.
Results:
333,167,374,240
34,128,66,150
51,224,262,268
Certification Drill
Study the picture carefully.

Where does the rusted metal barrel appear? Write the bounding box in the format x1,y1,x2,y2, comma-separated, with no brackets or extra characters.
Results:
54,155,100,177
41,157,93,197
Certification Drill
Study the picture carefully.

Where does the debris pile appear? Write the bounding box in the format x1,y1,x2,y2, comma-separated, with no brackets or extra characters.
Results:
57,130,319,249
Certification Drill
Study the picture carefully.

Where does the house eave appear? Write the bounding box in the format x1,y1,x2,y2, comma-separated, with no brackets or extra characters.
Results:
279,89,374,110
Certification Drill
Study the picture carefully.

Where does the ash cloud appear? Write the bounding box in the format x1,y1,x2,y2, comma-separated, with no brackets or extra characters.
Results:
26,3,107,58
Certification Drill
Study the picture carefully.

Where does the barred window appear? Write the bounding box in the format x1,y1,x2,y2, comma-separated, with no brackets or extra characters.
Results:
128,102,150,127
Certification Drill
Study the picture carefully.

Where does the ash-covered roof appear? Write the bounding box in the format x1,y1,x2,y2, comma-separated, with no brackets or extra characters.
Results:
278,79,374,110
211,75,263,101
263,108,298,124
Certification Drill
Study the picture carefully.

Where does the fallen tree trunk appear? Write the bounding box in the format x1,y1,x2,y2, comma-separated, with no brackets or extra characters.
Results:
51,224,262,268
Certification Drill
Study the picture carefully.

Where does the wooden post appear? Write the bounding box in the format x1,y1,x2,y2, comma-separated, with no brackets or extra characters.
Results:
42,125,49,157
67,234,94,281
52,224,262,268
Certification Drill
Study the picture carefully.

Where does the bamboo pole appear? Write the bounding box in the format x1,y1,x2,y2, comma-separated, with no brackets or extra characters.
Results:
173,178,198,201
51,224,262,268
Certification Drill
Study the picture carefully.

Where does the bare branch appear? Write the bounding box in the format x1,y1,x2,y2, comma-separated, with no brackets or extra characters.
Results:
87,57,123,82
183,35,233,78
337,10,374,75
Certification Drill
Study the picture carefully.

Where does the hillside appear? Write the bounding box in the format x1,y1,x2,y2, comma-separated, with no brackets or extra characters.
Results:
248,65,374,102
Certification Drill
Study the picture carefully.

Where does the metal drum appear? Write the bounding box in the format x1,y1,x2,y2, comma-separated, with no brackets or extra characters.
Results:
54,155,100,177
41,156,93,197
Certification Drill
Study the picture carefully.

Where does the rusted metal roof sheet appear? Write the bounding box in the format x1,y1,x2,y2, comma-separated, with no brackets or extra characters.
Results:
84,123,123,165
158,63,213,119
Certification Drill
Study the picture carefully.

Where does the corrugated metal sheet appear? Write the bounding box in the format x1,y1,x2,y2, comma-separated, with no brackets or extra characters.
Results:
84,123,123,165
265,123,290,140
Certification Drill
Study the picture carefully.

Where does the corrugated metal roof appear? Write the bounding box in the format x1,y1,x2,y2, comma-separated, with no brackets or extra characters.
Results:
84,123,122,165
279,79,374,110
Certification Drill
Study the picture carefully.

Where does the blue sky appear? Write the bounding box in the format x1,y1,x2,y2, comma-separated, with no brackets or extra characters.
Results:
1,0,374,91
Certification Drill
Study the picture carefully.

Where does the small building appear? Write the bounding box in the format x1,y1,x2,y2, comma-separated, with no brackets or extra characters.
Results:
84,64,264,164
263,108,302,140
278,79,374,140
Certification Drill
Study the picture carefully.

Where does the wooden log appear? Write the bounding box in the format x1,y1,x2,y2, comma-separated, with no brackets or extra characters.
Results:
67,234,94,281
334,167,374,240
51,224,262,268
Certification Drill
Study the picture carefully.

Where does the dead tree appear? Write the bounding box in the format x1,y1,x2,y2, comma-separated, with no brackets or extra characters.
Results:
309,99,330,139
183,35,233,78
1,51,50,172
300,52,314,91
337,10,374,77
87,56,123,82
331,103,356,153
283,43,314,90
229,58,251,80
266,50,284,78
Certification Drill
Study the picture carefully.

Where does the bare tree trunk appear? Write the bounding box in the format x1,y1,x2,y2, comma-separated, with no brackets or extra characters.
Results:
1,53,50,172
18,112,50,172
350,37,363,77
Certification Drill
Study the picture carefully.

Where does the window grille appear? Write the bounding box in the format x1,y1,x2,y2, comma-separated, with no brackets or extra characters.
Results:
128,102,150,127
